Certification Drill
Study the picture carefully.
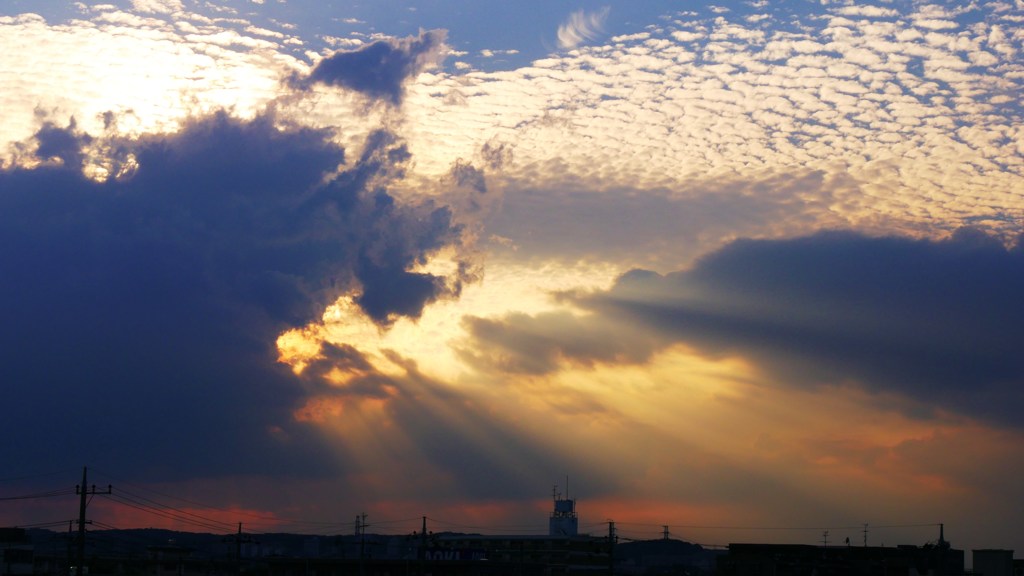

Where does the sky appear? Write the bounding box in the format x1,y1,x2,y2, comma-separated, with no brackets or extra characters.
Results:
1,0,1023,556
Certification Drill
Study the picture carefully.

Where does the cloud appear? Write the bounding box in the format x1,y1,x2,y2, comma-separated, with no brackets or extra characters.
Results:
296,30,448,105
482,171,851,270
287,342,619,501
35,118,92,167
397,2,1024,244
604,230,1024,424
458,310,660,375
557,7,610,49
4,1,1024,550
0,8,301,161
464,230,1024,428
0,110,468,480
834,5,899,18
130,0,183,15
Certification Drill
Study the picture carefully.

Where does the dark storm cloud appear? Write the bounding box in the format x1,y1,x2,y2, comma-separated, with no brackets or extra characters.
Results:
35,119,91,167
466,230,1024,427
295,30,447,105
0,111,465,479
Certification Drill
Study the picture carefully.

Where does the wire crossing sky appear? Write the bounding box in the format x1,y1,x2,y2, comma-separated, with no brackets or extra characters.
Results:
1,0,1022,556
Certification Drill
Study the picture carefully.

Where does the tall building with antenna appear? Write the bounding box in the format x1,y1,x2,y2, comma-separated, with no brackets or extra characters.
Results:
548,481,578,537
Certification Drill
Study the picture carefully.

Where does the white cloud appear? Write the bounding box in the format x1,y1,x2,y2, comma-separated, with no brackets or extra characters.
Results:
671,30,705,42
914,18,959,31
479,48,519,58
0,12,300,161
557,6,610,49
324,35,364,48
612,32,650,43
2,1,1022,253
130,0,183,15
395,3,1023,246
834,5,899,18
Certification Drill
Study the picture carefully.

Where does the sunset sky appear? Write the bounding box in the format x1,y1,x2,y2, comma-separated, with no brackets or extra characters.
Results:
2,0,1023,556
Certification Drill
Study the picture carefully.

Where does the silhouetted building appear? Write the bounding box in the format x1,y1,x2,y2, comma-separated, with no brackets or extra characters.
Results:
717,542,964,576
435,533,610,573
148,542,193,576
0,528,33,576
616,538,721,575
973,550,1014,576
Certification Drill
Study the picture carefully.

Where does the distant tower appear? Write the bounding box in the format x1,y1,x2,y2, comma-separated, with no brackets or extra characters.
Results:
548,481,578,537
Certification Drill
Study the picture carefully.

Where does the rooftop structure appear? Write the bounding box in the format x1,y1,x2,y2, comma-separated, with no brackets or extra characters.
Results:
548,482,578,537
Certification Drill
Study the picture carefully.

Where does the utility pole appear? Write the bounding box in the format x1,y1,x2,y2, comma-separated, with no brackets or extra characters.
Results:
357,513,367,576
236,523,242,572
75,467,112,576
662,526,670,541
66,521,73,576
222,523,253,575
863,524,869,547
608,521,616,576
360,513,367,558
418,516,426,576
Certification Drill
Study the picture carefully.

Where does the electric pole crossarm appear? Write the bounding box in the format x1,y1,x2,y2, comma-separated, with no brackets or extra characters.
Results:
74,467,113,576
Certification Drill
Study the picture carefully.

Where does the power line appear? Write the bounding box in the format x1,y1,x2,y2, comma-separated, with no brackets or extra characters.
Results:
0,469,77,484
369,516,426,527
105,492,236,533
89,469,236,514
111,487,237,528
89,468,351,534
872,523,943,529
10,520,74,530
425,516,547,534
102,488,354,536
0,487,77,501
613,520,939,532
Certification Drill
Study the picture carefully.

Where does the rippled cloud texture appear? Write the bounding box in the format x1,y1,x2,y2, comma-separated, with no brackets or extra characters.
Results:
1,0,1022,555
